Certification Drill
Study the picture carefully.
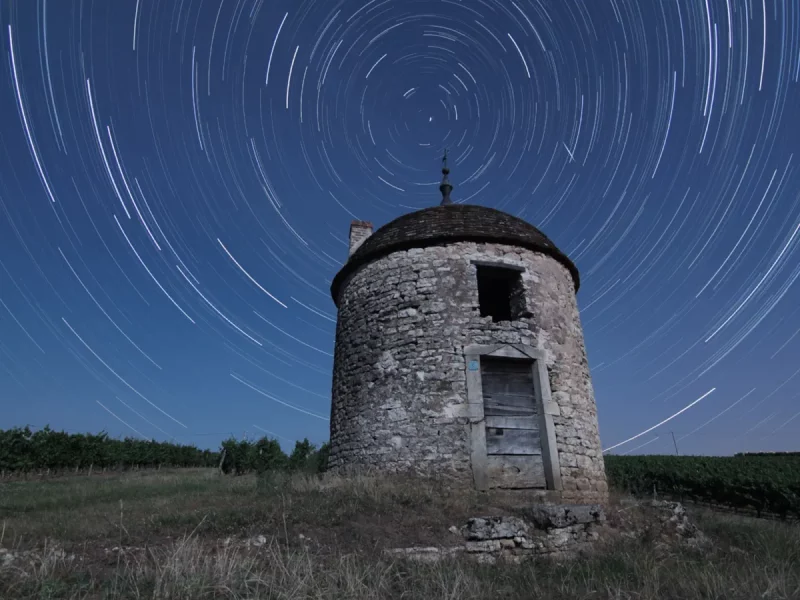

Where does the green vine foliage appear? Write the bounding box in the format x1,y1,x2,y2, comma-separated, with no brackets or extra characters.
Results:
219,436,329,476
735,452,800,457
0,427,329,477
0,426,219,473
2,427,795,518
605,454,800,518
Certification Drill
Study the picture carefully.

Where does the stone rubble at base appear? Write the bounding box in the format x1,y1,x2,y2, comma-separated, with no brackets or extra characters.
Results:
0,500,711,573
385,504,606,565
384,500,712,564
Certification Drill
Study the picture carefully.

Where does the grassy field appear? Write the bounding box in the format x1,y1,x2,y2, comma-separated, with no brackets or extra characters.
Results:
1,469,799,599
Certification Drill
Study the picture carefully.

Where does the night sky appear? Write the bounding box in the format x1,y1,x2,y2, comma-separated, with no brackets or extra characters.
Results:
1,0,799,456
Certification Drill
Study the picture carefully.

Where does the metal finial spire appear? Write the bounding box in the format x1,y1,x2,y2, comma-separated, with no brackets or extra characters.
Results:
439,148,453,205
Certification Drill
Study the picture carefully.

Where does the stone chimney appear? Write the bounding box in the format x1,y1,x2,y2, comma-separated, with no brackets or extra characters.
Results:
349,220,373,257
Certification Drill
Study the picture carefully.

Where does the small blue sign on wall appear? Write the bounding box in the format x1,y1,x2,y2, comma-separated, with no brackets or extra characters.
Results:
468,360,479,371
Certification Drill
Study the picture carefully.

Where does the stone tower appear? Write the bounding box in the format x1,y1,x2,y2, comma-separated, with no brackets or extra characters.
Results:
328,167,607,503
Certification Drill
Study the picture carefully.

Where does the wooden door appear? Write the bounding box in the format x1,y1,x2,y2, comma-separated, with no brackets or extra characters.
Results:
480,357,545,489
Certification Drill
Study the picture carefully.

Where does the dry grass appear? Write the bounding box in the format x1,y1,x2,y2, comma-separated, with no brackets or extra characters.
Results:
0,468,507,552
1,468,799,599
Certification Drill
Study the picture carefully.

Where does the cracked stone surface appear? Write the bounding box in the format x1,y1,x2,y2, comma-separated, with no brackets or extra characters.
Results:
387,507,609,563
524,504,605,529
386,501,710,564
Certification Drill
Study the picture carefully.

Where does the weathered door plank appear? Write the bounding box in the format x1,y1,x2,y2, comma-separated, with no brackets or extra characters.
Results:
483,400,537,416
484,415,538,430
480,357,545,489
486,455,546,489
485,428,542,455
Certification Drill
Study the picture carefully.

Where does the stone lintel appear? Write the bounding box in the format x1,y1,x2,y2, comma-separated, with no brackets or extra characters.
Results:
464,343,546,360
470,259,526,272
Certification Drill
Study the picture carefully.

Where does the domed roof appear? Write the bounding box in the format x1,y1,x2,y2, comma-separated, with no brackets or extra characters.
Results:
331,204,579,304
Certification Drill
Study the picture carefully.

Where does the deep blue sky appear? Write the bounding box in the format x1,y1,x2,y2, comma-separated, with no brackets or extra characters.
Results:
1,0,798,456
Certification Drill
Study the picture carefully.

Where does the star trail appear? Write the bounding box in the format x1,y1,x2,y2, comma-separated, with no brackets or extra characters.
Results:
1,0,799,455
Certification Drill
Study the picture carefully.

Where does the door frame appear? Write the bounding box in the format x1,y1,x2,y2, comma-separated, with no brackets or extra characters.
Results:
464,344,562,492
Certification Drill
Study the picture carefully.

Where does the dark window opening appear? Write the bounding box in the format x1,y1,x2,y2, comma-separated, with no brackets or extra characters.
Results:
476,265,527,322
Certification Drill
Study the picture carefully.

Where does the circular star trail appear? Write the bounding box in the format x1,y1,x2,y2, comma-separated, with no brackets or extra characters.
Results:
1,0,799,454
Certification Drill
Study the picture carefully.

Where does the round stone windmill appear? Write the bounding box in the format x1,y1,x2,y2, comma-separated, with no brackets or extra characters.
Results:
328,155,607,503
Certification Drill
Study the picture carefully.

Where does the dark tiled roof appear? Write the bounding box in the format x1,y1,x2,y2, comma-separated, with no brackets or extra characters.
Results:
330,204,579,304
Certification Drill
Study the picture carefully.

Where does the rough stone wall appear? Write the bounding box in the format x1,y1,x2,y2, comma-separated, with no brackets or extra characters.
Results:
329,241,606,502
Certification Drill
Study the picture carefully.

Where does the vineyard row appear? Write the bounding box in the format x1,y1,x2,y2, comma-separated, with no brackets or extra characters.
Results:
2,427,798,518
